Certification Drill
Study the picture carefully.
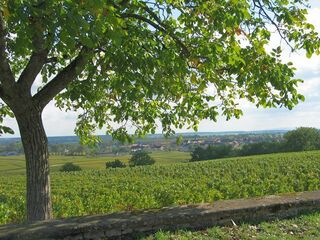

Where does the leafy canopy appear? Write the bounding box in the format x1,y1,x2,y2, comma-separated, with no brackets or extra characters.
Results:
0,0,319,142
284,127,320,151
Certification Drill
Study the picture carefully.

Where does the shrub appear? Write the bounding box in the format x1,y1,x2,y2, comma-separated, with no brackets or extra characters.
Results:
59,162,82,172
129,151,155,167
106,159,126,169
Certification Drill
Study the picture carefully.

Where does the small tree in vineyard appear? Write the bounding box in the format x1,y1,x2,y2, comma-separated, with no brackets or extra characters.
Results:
59,162,82,172
129,151,155,167
106,159,126,169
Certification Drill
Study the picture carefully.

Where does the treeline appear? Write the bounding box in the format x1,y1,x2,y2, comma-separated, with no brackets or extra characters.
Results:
191,127,320,162
49,143,89,156
0,142,24,155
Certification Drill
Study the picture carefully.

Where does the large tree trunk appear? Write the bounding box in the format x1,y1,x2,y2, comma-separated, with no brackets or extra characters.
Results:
15,106,52,221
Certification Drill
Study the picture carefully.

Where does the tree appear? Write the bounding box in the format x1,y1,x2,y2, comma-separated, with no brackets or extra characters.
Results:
239,141,284,156
283,127,320,152
0,0,319,221
129,150,155,167
106,159,126,168
59,162,82,172
190,145,233,161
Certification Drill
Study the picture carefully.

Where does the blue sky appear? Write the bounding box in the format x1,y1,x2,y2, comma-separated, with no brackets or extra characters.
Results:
2,1,320,137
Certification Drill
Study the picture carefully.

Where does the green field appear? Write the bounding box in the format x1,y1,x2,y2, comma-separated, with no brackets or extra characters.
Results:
1,151,320,225
0,151,190,175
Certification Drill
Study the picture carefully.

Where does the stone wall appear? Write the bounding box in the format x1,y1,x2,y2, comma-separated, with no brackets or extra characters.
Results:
1,191,320,240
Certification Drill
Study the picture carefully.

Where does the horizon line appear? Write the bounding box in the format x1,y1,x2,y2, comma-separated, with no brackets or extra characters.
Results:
0,128,295,139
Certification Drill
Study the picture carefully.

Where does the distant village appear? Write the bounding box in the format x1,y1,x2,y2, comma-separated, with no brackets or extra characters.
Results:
120,133,283,154
0,132,284,156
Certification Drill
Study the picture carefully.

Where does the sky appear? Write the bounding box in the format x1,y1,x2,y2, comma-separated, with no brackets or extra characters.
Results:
2,1,320,137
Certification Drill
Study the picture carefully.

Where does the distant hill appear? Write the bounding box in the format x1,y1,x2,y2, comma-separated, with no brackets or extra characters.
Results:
0,129,289,145
177,130,288,137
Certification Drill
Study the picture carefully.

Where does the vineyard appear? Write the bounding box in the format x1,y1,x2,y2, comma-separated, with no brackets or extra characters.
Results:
0,151,190,175
1,151,320,225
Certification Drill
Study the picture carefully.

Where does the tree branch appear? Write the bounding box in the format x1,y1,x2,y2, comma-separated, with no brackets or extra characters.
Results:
0,11,15,88
141,4,190,57
0,86,4,99
120,11,190,57
17,14,50,91
0,85,12,104
33,47,91,108
121,12,164,31
254,0,294,50
17,49,49,91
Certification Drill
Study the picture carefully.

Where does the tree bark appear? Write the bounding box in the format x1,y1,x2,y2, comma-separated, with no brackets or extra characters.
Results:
15,105,52,221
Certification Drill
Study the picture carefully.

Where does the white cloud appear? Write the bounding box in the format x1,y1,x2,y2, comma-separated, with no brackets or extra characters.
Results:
308,7,320,31
299,76,320,97
42,101,80,136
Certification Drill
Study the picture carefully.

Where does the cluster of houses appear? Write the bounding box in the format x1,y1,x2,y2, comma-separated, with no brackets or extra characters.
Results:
130,143,165,152
126,134,283,153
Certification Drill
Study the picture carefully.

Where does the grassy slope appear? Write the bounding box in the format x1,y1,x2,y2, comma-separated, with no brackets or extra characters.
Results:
143,211,320,240
0,151,190,175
